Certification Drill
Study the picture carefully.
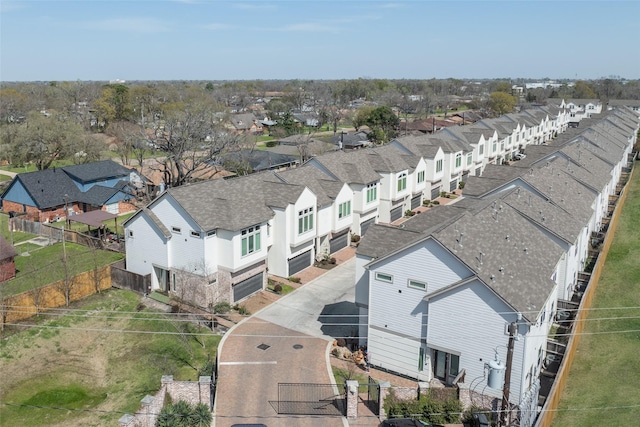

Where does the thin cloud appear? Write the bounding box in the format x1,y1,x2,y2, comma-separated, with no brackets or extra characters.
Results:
83,17,172,33
378,2,404,9
0,0,26,13
233,3,277,10
280,22,340,33
202,23,235,31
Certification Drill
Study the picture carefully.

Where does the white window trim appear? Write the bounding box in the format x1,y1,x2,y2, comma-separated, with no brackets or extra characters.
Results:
408,279,427,291
376,272,393,283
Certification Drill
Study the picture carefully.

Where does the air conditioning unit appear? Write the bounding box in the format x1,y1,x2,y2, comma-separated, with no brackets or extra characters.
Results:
556,310,571,322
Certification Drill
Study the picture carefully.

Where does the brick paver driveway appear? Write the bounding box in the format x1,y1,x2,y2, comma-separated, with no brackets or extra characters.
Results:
215,319,346,427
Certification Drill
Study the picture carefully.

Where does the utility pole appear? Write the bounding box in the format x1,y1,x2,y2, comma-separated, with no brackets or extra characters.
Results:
500,321,517,427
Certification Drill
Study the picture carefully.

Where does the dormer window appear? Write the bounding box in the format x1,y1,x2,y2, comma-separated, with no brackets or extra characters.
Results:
455,153,462,168
298,207,314,234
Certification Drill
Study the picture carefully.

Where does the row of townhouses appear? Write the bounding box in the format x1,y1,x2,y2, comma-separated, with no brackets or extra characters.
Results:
354,106,638,426
123,102,576,307
122,99,638,423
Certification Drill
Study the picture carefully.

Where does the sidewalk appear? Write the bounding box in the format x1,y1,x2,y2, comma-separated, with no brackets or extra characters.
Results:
240,245,356,315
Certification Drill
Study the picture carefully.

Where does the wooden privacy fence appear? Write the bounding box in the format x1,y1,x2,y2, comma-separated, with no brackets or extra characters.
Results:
536,165,635,427
111,260,151,294
9,218,123,252
0,265,111,326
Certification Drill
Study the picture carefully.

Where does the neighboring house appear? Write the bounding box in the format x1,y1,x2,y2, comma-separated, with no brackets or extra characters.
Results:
229,113,262,134
331,131,371,149
220,149,299,173
0,160,141,222
0,236,17,282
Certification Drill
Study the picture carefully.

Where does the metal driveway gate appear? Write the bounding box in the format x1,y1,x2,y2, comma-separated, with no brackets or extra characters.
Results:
288,250,312,276
233,272,263,302
277,383,346,416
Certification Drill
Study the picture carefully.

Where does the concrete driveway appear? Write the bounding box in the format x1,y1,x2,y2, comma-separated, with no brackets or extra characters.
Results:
214,259,358,427
256,258,358,340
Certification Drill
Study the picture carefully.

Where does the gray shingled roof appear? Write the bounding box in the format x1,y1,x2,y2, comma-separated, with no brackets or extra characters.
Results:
167,172,307,232
357,223,423,259
433,202,563,322
311,150,381,185
7,168,83,209
62,160,132,184
275,166,338,207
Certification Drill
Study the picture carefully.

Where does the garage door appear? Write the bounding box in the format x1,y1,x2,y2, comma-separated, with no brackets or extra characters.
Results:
329,231,349,254
233,272,264,302
288,250,312,276
411,195,422,210
431,186,441,200
475,167,482,176
360,218,376,236
390,206,403,222
449,180,458,192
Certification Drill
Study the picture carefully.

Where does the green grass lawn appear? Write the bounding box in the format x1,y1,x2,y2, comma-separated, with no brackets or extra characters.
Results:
552,167,640,427
0,214,36,244
4,242,124,296
0,289,221,426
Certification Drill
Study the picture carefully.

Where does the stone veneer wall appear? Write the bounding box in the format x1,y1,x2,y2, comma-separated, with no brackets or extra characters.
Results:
118,376,211,427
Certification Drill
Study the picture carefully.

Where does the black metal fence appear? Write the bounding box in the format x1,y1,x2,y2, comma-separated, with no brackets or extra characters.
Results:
367,375,380,415
277,383,346,416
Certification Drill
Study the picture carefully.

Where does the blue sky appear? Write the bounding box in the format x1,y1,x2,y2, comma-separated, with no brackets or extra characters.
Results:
1,0,638,82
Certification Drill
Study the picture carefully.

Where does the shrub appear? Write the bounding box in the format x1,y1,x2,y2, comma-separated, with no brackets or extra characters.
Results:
234,305,250,315
440,191,447,198
432,200,440,205
336,338,347,347
265,140,278,147
288,276,301,283
273,283,283,293
458,181,466,189
423,199,431,206
212,301,231,314
405,210,415,217
351,234,361,243
329,257,336,264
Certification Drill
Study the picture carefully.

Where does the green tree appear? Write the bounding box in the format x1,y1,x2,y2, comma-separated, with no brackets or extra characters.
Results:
488,91,517,116
365,105,399,143
573,80,597,99
94,84,132,127
11,111,88,170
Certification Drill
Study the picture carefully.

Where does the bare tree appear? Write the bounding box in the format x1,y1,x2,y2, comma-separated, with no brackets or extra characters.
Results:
145,104,243,188
29,285,47,316
53,252,76,307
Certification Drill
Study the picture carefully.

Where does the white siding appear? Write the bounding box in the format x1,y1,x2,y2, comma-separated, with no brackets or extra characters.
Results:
125,212,169,288
368,327,430,381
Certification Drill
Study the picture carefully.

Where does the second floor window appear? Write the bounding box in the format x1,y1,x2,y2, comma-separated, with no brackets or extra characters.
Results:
366,182,378,203
397,172,407,192
298,207,314,234
417,170,425,183
338,200,351,219
241,225,261,257
479,144,484,155
435,159,443,173
455,154,462,168
467,154,473,166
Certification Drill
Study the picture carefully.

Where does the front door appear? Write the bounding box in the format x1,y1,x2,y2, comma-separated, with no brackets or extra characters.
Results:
434,350,459,384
